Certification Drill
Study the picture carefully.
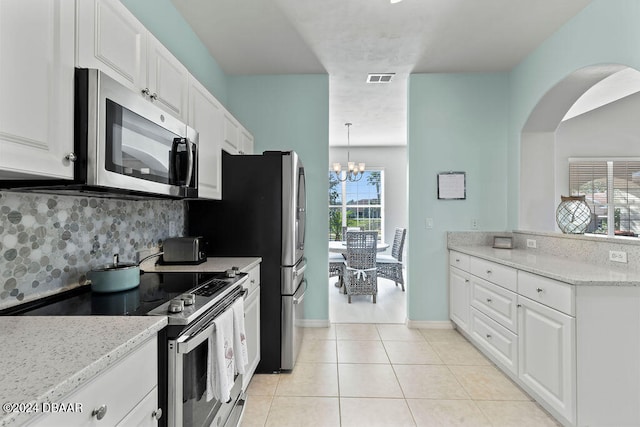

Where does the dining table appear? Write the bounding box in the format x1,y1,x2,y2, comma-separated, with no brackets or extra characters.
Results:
329,240,390,255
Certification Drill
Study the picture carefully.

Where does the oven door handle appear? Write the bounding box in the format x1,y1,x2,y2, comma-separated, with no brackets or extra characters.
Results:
176,323,215,354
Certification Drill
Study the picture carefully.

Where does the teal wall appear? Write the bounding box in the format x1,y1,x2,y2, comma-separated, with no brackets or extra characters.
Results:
406,0,640,322
507,0,640,228
121,0,228,103
227,75,330,320
407,73,509,321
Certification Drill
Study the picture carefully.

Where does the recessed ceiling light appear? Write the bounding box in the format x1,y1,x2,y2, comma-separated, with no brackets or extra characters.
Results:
390,0,403,3
366,73,395,83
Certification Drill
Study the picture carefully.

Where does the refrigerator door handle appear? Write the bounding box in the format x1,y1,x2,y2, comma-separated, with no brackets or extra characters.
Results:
293,279,307,305
294,258,307,278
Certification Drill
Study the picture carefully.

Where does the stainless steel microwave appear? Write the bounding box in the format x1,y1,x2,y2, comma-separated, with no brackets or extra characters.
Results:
0,68,198,199
76,68,198,198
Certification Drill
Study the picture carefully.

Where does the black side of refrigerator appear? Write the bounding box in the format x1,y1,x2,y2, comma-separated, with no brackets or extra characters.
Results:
187,151,284,373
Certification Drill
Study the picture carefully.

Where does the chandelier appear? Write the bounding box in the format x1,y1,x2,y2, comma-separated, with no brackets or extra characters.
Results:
332,122,365,182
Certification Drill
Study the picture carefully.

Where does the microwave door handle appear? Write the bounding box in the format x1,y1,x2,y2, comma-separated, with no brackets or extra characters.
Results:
170,138,181,184
176,322,215,354
184,137,194,188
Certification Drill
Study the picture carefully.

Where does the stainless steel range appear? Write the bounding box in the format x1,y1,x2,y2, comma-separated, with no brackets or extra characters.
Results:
0,270,248,427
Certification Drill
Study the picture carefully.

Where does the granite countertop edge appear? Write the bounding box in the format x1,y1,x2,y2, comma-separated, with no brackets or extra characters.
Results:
0,316,167,427
448,245,640,287
142,256,262,273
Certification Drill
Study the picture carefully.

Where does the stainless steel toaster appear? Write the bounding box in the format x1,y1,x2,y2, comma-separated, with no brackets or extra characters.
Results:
162,237,207,264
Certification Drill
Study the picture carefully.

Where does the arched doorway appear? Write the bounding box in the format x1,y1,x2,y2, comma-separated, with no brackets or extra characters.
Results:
519,64,640,231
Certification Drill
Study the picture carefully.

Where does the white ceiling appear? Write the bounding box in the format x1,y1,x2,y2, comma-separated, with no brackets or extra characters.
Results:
172,0,592,146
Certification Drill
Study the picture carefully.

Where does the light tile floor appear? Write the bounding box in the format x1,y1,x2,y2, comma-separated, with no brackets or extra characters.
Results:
330,277,407,324
240,324,560,427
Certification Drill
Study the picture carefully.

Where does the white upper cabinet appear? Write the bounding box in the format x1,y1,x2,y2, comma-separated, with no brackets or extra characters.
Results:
240,128,255,155
76,0,147,90
76,0,188,120
223,113,254,155
222,113,240,154
0,0,76,179
146,36,189,120
188,76,223,200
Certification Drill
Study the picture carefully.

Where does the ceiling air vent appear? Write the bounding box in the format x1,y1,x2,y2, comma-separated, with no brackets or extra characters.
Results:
366,73,395,83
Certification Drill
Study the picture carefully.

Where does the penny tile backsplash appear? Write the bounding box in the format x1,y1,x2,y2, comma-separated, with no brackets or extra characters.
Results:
0,191,185,309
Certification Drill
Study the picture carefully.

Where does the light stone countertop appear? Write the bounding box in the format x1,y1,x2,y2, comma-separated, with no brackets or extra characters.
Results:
448,245,640,286
142,256,262,273
0,316,167,427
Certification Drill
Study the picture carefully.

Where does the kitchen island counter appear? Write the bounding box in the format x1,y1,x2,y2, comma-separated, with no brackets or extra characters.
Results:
448,244,640,286
0,316,167,427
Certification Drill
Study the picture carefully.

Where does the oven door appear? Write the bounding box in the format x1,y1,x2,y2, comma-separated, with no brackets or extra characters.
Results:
167,315,243,427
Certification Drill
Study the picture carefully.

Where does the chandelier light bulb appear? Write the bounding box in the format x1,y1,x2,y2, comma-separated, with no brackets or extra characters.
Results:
333,122,365,182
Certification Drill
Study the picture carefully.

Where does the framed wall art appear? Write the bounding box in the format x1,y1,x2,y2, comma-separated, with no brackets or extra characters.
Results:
437,172,466,200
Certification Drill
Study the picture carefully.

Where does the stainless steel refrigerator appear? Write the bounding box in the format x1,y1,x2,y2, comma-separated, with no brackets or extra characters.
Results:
187,151,307,372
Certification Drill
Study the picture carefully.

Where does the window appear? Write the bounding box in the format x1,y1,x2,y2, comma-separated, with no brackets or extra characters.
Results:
569,159,640,237
329,170,383,241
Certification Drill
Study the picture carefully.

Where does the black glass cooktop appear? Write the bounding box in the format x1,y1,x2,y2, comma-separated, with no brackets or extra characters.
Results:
0,272,229,316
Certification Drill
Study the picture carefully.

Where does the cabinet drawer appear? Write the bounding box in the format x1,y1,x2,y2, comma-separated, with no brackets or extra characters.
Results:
29,337,157,427
449,251,470,271
116,387,158,427
470,308,518,375
518,271,575,316
469,257,517,292
471,277,518,333
242,264,260,294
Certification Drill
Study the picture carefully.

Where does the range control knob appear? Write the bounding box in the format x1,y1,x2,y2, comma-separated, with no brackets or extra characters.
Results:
225,269,236,278
181,294,196,306
168,299,184,313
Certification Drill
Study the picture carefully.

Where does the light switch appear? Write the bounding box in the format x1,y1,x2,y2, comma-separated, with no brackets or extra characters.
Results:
425,218,434,229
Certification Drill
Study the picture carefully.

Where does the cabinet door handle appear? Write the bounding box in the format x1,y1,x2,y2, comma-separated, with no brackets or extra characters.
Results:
464,279,470,283
92,404,107,420
517,304,522,308
65,152,77,162
141,87,151,96
537,287,543,293
152,408,163,420
486,298,492,303
486,270,492,274
150,92,158,100
486,334,492,339
455,258,460,262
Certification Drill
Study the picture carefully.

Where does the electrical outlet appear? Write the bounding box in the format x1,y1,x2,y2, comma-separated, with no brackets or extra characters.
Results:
471,218,478,229
526,239,537,248
425,218,434,229
610,250,628,263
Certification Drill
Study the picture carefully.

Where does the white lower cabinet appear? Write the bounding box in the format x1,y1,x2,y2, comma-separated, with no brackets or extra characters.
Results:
449,266,471,334
518,295,575,425
242,264,261,390
28,337,160,426
449,250,577,426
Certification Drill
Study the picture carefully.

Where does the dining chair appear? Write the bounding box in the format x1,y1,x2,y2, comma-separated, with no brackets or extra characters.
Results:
376,227,406,291
343,231,378,303
342,226,363,241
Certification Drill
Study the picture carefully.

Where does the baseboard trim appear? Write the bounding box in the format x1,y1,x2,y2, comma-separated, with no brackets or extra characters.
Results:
299,319,331,328
406,320,454,329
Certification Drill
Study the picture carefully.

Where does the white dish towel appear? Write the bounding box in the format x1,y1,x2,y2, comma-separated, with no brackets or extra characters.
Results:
232,297,249,374
207,308,235,403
